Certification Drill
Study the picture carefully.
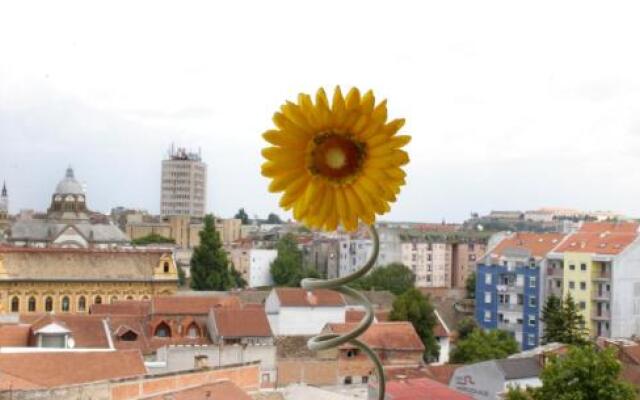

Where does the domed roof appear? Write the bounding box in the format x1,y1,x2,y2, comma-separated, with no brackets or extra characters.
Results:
55,167,84,195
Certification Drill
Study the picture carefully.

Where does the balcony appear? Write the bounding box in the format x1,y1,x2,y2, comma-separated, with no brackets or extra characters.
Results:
592,270,611,281
591,290,611,301
546,267,563,278
498,321,523,333
592,311,611,320
498,303,523,312
496,284,523,294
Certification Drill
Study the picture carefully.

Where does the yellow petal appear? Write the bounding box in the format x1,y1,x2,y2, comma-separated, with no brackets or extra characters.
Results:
360,90,375,114
262,130,308,148
345,87,361,111
268,170,305,193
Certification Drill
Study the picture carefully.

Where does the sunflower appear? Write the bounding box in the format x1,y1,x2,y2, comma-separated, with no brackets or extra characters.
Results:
261,87,410,232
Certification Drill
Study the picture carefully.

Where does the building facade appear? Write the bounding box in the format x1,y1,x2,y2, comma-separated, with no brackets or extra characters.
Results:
229,248,277,288
126,216,241,248
7,167,129,248
543,222,640,338
160,147,207,218
0,247,178,314
338,235,374,277
475,233,564,350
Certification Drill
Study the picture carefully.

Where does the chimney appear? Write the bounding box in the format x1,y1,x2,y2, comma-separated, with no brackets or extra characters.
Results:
194,354,209,369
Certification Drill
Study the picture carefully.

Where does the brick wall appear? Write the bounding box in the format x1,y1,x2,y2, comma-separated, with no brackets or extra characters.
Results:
0,363,260,400
276,360,338,387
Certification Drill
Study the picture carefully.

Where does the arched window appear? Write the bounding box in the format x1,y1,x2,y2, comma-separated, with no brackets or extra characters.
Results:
126,295,134,300
120,330,138,341
78,296,86,312
45,297,53,312
154,322,171,338
142,295,150,300
28,297,36,312
95,296,102,305
187,322,199,338
61,296,70,312
110,296,118,304
163,262,170,273
11,297,19,313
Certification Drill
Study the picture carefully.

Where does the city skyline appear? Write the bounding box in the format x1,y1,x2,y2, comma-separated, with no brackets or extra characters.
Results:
2,1,640,222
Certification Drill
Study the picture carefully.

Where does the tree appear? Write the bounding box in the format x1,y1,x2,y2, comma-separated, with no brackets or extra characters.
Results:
270,234,304,287
465,272,476,299
505,387,534,400
234,208,250,225
532,346,635,400
450,329,519,364
266,213,283,224
457,317,479,340
190,214,233,290
230,266,247,289
541,294,564,344
351,263,415,295
177,265,186,287
131,233,175,245
541,294,587,345
389,288,440,361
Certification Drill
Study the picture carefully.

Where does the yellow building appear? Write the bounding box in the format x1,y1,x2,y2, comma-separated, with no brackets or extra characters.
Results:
126,216,241,248
0,247,178,314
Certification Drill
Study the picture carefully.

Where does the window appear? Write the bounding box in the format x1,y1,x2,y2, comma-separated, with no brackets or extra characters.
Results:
120,330,138,341
45,297,53,312
517,294,524,305
95,296,102,305
344,376,353,385
261,373,271,383
569,264,575,270
579,301,586,310
126,295,134,300
528,316,536,327
485,274,492,285
516,275,524,287
484,311,491,322
78,296,86,312
110,296,118,304
484,292,492,304
569,281,575,289
187,323,199,338
154,322,171,338
580,282,586,290
346,349,359,358
61,296,70,312
580,263,587,271
164,262,170,273
529,277,537,288
28,297,36,312
529,296,537,307
10,296,19,312
528,334,536,346
556,280,561,288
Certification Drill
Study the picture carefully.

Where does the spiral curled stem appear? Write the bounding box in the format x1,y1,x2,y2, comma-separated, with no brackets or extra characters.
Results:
301,225,385,400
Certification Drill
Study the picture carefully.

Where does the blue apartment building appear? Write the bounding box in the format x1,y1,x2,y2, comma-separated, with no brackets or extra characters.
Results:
475,233,564,350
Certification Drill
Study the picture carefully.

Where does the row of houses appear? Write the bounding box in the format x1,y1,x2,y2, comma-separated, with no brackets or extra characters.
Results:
476,221,640,350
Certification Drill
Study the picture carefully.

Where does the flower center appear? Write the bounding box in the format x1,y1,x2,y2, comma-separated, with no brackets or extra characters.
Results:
309,132,366,182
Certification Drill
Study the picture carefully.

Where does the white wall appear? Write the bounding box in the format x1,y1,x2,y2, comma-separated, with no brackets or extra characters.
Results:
249,249,277,288
271,307,345,336
611,239,640,338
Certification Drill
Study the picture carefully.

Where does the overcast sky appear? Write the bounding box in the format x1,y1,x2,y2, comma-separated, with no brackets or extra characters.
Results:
1,1,640,223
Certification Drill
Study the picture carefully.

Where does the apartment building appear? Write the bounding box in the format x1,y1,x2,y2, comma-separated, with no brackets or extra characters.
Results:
160,147,207,218
544,222,640,338
475,232,565,349
401,240,451,287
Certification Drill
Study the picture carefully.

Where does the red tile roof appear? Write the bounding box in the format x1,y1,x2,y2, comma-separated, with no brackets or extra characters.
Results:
0,324,30,346
554,231,638,255
139,380,252,400
384,377,473,400
212,307,272,337
0,350,146,389
579,222,639,234
345,309,390,323
90,300,152,316
152,296,241,315
325,322,425,351
274,288,345,307
490,232,565,258
384,365,461,385
20,314,111,348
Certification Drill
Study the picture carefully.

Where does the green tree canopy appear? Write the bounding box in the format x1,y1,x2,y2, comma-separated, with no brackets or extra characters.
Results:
532,346,635,400
465,272,476,299
190,214,233,290
389,288,440,361
131,233,175,245
541,293,587,345
270,233,317,286
457,316,479,340
450,329,519,364
351,263,415,295
267,213,283,224
234,208,250,225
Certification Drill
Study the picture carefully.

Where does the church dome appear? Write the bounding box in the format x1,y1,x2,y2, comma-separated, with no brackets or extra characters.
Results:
55,167,84,195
